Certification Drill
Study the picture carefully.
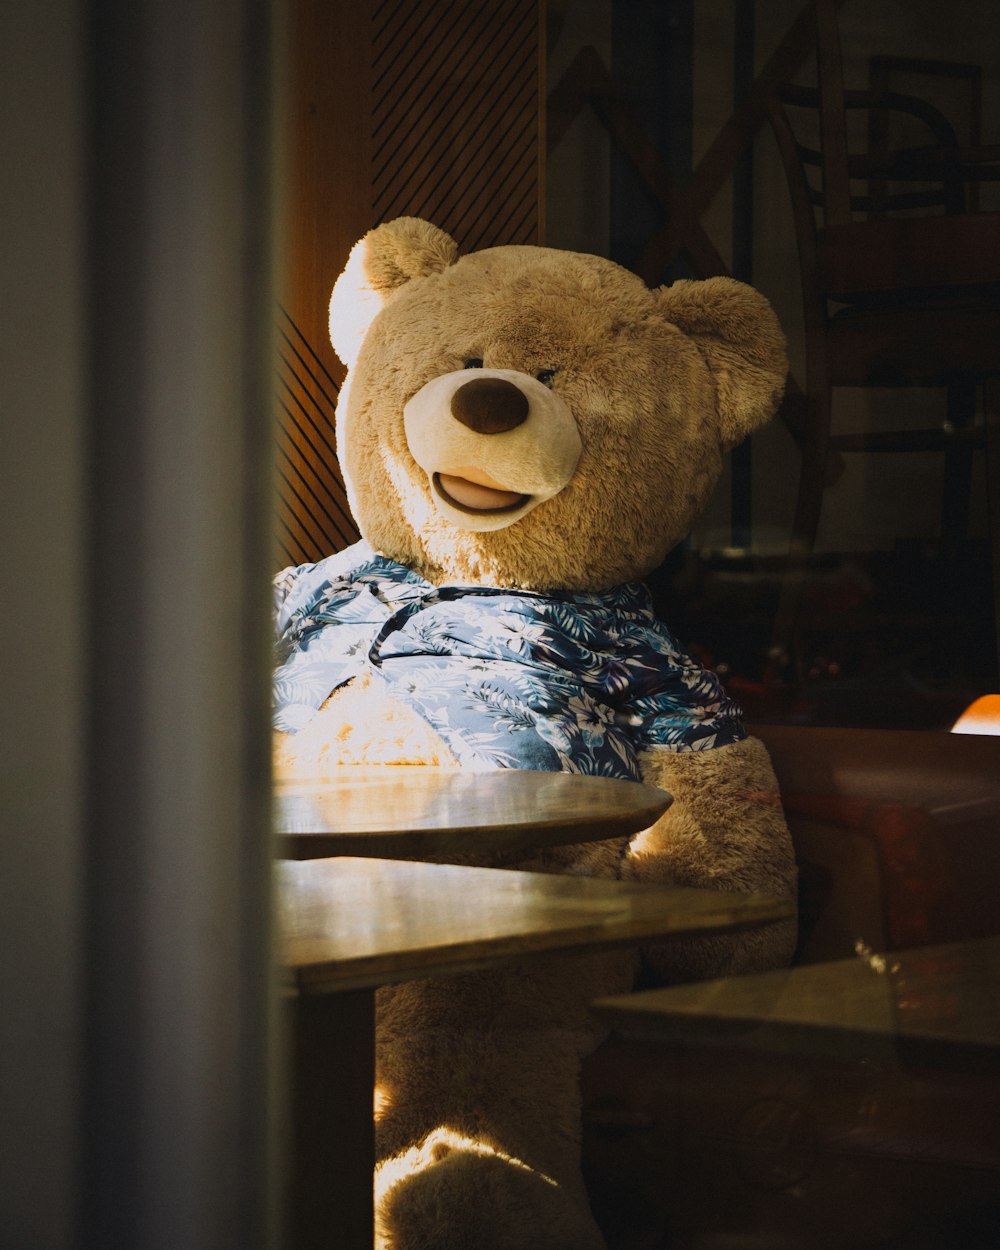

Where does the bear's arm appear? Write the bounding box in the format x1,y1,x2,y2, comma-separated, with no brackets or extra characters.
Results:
623,735,798,984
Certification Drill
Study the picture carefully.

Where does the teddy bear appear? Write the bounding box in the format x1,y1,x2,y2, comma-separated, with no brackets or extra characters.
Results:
273,217,798,1250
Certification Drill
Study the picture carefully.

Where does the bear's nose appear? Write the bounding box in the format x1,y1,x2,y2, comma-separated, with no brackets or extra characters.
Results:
451,376,529,435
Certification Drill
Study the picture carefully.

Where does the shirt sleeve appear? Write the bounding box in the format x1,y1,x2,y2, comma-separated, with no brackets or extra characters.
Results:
624,617,747,753
272,541,370,639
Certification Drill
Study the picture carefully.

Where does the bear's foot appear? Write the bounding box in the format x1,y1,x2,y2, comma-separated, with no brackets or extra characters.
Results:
375,1127,606,1250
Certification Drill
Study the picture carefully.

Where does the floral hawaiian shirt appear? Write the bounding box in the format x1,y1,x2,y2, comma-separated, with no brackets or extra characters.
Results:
273,541,746,781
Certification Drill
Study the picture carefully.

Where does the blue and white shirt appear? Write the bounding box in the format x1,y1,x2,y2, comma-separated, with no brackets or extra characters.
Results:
273,541,746,781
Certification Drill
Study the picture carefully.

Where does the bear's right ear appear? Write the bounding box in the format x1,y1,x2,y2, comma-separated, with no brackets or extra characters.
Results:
328,217,458,368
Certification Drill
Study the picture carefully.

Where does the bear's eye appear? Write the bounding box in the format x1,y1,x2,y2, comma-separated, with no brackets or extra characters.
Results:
536,368,556,387
463,357,484,369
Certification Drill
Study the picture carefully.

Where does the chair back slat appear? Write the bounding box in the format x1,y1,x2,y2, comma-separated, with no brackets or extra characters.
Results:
815,0,852,224
775,86,969,223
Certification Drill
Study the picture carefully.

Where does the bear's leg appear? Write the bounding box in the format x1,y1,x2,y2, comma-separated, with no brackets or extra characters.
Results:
373,948,637,1250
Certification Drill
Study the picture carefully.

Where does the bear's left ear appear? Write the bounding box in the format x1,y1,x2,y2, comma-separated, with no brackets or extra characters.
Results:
654,277,787,450
329,217,458,368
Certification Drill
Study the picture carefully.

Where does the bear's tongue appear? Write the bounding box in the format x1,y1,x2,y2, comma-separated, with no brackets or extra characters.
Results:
437,473,525,511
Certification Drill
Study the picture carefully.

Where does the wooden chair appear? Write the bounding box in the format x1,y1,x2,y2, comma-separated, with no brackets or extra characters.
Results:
764,0,1000,685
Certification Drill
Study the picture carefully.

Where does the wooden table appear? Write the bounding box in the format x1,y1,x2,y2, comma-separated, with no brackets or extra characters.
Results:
275,766,673,860
592,936,1000,1072
280,855,794,1250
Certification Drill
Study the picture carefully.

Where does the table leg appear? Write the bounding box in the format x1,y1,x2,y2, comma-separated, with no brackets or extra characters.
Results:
289,988,375,1250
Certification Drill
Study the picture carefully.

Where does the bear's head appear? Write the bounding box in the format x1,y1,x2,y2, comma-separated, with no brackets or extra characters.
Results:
329,217,786,591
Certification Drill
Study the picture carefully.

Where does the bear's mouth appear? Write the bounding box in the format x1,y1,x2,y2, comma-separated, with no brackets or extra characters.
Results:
433,473,531,514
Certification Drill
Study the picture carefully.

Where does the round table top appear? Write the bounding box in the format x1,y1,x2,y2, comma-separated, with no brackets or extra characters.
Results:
275,767,672,861
280,855,791,995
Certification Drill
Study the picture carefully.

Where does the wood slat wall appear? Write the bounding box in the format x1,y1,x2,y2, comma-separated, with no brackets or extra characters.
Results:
277,0,545,569
275,308,360,569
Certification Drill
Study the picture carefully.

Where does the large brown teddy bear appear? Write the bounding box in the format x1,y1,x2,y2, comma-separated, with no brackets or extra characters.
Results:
273,217,797,1249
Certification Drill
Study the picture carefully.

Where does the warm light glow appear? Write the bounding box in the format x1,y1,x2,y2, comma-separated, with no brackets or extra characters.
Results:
951,695,1000,736
376,1127,559,1196
374,1084,392,1121
854,939,900,976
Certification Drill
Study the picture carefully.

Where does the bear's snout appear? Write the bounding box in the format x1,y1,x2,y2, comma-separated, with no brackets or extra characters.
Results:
404,367,582,532
451,376,529,435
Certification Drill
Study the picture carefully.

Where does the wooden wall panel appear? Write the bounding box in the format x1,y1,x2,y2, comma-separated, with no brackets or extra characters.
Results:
275,307,360,568
277,0,545,568
371,0,545,250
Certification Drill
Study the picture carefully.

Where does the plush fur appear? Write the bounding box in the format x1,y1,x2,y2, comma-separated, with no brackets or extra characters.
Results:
276,218,797,1249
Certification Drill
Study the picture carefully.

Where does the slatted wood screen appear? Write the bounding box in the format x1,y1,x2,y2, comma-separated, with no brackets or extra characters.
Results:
277,0,545,569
